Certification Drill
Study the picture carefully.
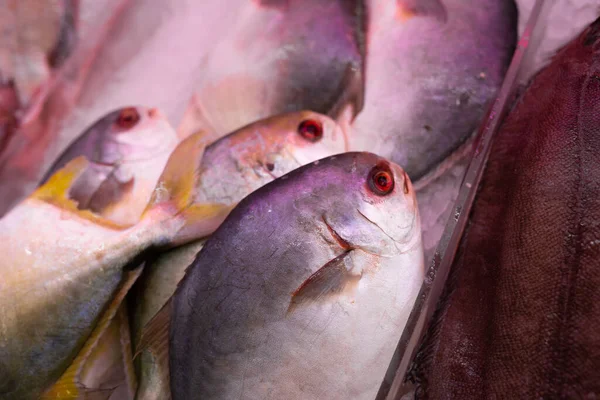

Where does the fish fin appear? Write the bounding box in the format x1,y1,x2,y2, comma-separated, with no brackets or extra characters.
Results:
327,63,365,125
396,0,447,22
32,156,129,230
135,299,172,360
287,253,361,314
41,266,144,399
169,202,235,247
134,300,173,400
141,131,234,245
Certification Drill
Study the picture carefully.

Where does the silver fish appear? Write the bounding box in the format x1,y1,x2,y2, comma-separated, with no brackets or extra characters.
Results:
165,152,424,399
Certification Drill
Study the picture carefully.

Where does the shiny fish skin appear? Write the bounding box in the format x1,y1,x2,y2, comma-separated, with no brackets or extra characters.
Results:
180,0,365,140
40,106,179,225
132,110,348,399
0,132,225,400
170,152,424,400
351,0,517,181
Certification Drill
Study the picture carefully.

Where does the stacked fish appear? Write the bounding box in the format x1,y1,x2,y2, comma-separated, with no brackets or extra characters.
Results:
0,0,525,399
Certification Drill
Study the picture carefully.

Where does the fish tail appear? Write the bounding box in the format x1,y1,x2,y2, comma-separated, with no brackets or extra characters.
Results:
141,131,234,246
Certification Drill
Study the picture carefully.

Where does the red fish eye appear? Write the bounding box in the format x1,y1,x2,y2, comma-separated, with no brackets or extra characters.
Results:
298,119,323,142
115,108,140,130
368,165,395,196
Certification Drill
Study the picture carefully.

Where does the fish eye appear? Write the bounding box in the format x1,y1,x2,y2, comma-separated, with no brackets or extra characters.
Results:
297,119,323,142
115,108,140,130
368,163,395,196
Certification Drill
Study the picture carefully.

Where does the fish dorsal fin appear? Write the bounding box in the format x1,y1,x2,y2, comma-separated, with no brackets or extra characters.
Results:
287,252,362,314
396,0,447,22
140,130,235,246
32,156,128,230
134,299,173,400
142,131,208,214
41,265,144,399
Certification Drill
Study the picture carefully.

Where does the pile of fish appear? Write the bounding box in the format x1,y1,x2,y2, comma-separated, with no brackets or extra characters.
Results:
1,0,598,399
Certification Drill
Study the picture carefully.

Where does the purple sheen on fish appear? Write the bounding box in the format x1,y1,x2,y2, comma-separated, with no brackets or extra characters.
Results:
0,131,229,400
351,0,517,181
132,110,349,398
178,0,365,141
169,152,424,400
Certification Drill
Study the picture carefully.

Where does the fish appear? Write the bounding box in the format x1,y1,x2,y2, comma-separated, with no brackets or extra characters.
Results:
0,0,131,217
143,152,424,399
0,131,232,400
351,0,517,181
131,110,349,399
409,16,600,398
40,106,180,226
177,0,365,141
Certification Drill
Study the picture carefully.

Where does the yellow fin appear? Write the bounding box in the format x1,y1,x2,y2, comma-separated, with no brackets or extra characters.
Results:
142,131,208,215
140,130,233,246
32,156,128,231
169,202,235,247
41,265,144,399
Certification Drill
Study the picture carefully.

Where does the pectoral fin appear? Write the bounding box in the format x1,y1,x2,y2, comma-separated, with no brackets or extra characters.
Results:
32,156,128,230
41,266,144,399
287,252,362,314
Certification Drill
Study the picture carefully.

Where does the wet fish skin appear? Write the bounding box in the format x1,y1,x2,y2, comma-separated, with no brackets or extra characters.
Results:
170,152,424,400
41,106,180,225
193,110,349,205
351,0,517,181
411,17,600,399
132,110,348,399
0,132,228,400
180,0,365,140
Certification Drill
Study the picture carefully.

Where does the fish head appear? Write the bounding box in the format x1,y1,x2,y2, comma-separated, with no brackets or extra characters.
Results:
322,153,421,259
198,110,348,202
238,110,348,178
94,106,178,167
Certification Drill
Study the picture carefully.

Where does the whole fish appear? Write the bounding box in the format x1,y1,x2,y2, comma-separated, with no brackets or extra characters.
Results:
41,106,180,225
178,0,365,141
131,110,349,399
410,17,600,398
351,0,517,181
156,152,425,399
0,131,231,400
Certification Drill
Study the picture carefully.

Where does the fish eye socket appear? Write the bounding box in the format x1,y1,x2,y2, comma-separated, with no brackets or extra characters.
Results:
297,119,323,142
115,108,140,130
368,164,395,196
